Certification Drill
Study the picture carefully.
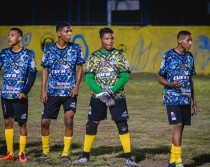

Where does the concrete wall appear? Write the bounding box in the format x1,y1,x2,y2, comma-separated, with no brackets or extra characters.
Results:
0,26,209,74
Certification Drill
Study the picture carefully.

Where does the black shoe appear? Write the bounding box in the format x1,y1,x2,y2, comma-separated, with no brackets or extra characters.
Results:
62,156,71,163
34,153,48,162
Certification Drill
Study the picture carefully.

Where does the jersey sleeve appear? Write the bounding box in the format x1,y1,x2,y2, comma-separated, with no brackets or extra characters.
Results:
28,50,37,72
158,53,168,76
41,47,50,68
76,44,85,66
117,52,130,73
0,49,5,70
190,57,196,76
85,53,96,74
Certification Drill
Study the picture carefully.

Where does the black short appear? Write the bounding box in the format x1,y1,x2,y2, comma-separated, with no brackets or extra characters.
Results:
88,97,129,121
167,105,191,125
42,96,77,119
1,98,28,123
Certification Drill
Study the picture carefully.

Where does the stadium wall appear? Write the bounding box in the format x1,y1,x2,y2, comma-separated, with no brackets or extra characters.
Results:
0,26,210,74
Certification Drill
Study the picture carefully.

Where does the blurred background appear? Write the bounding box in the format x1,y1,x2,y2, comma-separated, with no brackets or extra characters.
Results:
0,0,210,74
0,0,210,26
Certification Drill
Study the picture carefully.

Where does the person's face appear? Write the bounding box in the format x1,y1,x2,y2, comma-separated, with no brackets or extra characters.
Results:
178,35,192,50
8,30,21,46
58,26,72,43
100,33,114,51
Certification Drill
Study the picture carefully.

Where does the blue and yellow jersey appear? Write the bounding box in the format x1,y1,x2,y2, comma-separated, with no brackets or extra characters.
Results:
159,49,196,106
41,42,84,96
0,47,37,99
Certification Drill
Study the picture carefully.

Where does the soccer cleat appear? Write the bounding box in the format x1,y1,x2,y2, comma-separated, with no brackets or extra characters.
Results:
176,163,184,167
125,159,138,167
62,156,71,163
34,153,48,162
0,153,15,161
19,153,27,162
168,162,176,167
73,157,89,163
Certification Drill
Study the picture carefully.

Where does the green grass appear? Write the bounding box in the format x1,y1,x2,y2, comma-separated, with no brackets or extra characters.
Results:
0,72,210,167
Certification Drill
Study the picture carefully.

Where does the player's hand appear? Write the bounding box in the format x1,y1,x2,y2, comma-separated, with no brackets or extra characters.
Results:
19,93,26,99
70,85,79,97
96,90,115,106
170,79,184,88
106,98,115,107
192,103,197,116
41,90,48,103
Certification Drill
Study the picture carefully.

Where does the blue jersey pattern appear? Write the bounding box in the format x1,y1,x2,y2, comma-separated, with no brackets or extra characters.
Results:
0,47,37,99
41,42,84,96
159,49,196,106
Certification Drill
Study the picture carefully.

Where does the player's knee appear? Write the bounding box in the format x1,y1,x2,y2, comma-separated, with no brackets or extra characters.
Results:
4,118,13,128
18,122,26,128
41,119,50,129
65,117,74,128
86,121,99,135
115,120,129,135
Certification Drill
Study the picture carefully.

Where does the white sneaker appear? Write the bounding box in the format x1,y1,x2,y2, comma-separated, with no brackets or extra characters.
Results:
73,157,89,163
125,159,138,167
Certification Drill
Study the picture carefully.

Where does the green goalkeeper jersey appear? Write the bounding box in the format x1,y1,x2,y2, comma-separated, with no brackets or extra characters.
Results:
85,48,130,98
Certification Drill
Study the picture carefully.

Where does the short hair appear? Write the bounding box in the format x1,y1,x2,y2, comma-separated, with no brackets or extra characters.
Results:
99,27,113,38
177,30,191,40
10,28,23,37
56,22,71,32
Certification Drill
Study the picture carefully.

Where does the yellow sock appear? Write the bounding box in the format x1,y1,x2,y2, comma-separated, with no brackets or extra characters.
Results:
62,136,72,156
170,144,176,164
5,129,14,156
119,133,131,153
42,135,50,155
83,134,96,152
174,146,182,164
19,135,27,155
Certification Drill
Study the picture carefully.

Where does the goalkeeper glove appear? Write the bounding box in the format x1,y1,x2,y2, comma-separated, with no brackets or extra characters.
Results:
96,90,115,107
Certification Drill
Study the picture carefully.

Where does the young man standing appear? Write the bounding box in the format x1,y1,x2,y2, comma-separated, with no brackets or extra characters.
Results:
73,27,138,167
0,28,37,162
158,30,197,167
34,22,84,163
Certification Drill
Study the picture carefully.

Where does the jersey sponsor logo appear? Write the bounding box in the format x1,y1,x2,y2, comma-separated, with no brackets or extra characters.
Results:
51,82,71,89
4,73,17,78
173,75,189,81
96,72,117,78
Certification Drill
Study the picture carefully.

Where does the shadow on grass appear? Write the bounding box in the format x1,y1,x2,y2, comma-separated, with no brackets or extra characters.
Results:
185,154,210,167
72,145,170,163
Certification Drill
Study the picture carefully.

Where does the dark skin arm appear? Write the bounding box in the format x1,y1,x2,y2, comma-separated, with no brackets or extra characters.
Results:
40,67,49,103
70,65,83,97
158,74,197,116
190,76,197,116
158,74,184,88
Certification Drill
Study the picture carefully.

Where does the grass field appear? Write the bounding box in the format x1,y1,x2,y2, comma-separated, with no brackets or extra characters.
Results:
0,72,210,167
